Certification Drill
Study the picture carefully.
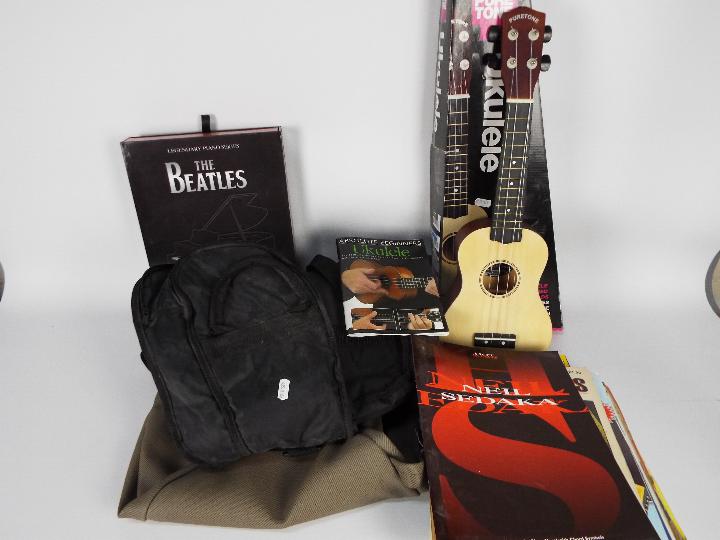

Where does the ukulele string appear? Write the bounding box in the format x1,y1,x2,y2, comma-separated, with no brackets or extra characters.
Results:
511,37,536,336
457,75,472,334
500,32,520,329
494,37,520,337
368,276,430,289
487,60,508,340
510,30,538,340
465,46,470,213
447,88,466,213
502,31,523,337
447,75,468,254
456,88,467,211
453,83,468,298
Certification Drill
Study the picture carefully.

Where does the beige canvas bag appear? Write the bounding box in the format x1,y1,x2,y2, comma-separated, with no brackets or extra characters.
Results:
119,398,426,529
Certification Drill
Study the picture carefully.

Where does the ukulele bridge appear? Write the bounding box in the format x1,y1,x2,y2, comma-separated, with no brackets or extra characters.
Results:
473,333,517,349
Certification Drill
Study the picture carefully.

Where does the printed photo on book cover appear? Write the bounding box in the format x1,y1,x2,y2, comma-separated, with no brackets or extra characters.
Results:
336,238,448,336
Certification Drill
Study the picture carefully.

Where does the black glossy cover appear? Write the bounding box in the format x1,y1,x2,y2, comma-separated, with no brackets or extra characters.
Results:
122,127,295,266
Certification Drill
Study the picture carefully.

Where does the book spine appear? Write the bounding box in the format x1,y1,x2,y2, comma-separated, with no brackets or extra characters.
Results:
602,383,687,540
594,379,678,540
567,367,637,500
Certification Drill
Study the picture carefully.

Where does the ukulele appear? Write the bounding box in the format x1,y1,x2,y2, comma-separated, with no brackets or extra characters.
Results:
349,260,433,304
443,7,553,351
440,2,489,295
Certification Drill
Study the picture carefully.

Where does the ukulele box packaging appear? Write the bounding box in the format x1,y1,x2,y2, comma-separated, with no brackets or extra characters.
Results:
430,0,563,331
336,237,448,337
122,127,295,266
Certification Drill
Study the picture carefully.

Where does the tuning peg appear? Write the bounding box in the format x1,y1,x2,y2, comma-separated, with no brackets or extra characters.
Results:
487,25,501,43
544,25,553,43
540,55,551,72
483,52,502,70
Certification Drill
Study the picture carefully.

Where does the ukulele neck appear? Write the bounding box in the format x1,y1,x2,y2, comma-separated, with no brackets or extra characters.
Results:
443,94,471,219
374,275,431,290
490,100,533,244
399,277,432,290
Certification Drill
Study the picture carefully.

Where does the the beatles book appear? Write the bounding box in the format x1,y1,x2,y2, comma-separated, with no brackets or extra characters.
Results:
122,127,294,266
336,238,448,337
413,338,661,539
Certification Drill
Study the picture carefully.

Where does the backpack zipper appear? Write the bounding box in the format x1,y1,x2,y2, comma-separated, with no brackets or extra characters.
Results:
168,279,248,455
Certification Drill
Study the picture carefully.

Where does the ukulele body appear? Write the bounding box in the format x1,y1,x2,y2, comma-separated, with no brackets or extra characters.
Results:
443,226,552,351
349,260,417,304
440,206,489,296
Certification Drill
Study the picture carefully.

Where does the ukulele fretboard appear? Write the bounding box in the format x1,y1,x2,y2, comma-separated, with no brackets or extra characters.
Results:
444,95,470,219
373,276,432,290
491,101,533,244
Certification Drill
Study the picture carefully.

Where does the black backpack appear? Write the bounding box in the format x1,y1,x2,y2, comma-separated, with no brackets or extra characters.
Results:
132,243,414,466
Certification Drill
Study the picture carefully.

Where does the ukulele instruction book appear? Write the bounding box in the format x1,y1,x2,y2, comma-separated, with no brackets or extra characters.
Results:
122,127,294,266
336,238,448,337
413,338,662,540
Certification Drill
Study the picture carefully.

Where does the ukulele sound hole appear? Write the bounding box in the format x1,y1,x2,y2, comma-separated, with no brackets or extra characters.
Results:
480,262,519,297
441,234,458,264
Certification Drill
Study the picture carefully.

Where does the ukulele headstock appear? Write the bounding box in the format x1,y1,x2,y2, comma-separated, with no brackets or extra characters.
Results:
449,10,475,95
494,7,550,103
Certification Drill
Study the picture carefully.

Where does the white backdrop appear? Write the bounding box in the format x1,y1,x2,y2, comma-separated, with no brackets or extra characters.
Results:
1,0,718,538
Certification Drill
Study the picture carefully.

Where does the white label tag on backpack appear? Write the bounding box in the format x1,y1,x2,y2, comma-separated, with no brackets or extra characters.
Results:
277,379,290,401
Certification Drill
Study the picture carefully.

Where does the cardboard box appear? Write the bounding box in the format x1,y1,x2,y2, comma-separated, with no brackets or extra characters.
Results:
122,127,295,266
430,0,563,331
